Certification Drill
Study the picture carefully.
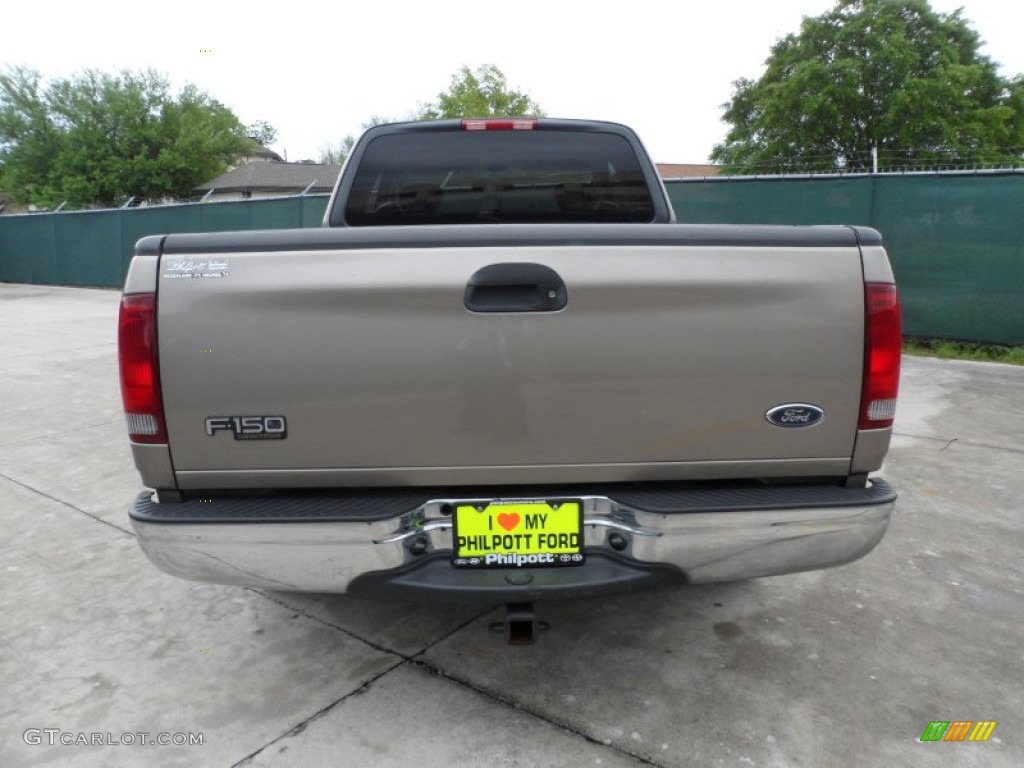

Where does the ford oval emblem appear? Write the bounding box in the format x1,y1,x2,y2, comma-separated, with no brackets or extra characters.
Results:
765,404,826,428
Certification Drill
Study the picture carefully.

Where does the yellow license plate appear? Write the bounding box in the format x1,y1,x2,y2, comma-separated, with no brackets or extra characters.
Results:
452,499,584,568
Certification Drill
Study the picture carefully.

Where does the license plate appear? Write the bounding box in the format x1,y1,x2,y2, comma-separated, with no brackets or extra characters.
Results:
451,499,584,569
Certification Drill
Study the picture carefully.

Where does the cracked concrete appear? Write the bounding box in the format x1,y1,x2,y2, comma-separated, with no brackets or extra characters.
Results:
1,284,1021,767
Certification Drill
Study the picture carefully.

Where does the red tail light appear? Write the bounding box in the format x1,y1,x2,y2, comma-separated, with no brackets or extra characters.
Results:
118,293,167,443
461,118,537,131
859,283,902,430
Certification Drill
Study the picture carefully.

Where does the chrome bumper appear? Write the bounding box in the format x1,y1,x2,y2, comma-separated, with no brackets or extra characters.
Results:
130,482,894,599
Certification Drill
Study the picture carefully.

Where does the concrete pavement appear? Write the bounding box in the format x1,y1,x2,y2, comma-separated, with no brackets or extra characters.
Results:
1,283,1020,767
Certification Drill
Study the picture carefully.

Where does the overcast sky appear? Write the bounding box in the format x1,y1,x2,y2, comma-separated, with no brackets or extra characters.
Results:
5,0,1023,163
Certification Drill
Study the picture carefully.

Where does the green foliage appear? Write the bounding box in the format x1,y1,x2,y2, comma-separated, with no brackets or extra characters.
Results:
0,67,252,207
318,135,355,165
904,338,1024,365
419,64,544,120
362,114,393,128
247,119,278,145
317,115,394,164
712,0,1024,174
318,73,543,164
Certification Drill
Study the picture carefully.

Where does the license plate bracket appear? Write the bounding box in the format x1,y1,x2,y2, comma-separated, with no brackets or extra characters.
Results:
451,499,584,569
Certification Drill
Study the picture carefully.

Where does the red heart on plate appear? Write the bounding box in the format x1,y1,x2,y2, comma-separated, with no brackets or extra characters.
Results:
496,513,520,532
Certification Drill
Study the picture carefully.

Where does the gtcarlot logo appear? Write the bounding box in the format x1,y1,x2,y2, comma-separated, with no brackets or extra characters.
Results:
920,721,997,742
23,729,204,747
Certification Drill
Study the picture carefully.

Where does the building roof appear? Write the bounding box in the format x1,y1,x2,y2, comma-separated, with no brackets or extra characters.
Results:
195,162,343,195
656,163,720,179
239,143,285,163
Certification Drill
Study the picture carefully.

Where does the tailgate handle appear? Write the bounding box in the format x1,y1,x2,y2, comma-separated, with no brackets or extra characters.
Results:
464,263,567,313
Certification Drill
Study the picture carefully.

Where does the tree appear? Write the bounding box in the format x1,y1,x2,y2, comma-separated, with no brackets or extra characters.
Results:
711,0,1024,174
247,120,278,146
418,64,544,120
318,135,354,165
316,116,395,164
0,67,253,207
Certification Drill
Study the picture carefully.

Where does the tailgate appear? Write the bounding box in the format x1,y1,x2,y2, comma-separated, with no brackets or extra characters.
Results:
155,225,867,489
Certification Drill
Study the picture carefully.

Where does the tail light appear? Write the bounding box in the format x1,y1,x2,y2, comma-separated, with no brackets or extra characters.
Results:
859,283,902,429
461,118,537,131
118,293,167,443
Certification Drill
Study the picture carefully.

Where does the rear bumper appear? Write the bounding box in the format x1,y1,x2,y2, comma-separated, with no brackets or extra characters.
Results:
129,479,895,601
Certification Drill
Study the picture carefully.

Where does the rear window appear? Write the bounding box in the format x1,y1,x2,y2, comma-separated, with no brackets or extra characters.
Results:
343,130,656,226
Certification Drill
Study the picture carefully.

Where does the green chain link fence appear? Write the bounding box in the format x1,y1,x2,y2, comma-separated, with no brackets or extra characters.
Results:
666,172,1024,345
1,174,1022,344
0,195,329,287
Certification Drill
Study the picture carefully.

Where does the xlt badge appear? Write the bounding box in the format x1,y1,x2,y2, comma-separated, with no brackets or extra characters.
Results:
205,416,287,440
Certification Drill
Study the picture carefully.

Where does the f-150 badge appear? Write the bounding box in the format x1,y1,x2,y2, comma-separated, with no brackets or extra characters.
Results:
205,416,287,440
765,404,825,428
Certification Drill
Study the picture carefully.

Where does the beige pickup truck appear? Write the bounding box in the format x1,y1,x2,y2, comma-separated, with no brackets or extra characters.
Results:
119,119,900,633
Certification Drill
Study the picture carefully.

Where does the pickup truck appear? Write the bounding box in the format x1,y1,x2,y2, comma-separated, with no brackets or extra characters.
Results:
119,118,900,627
